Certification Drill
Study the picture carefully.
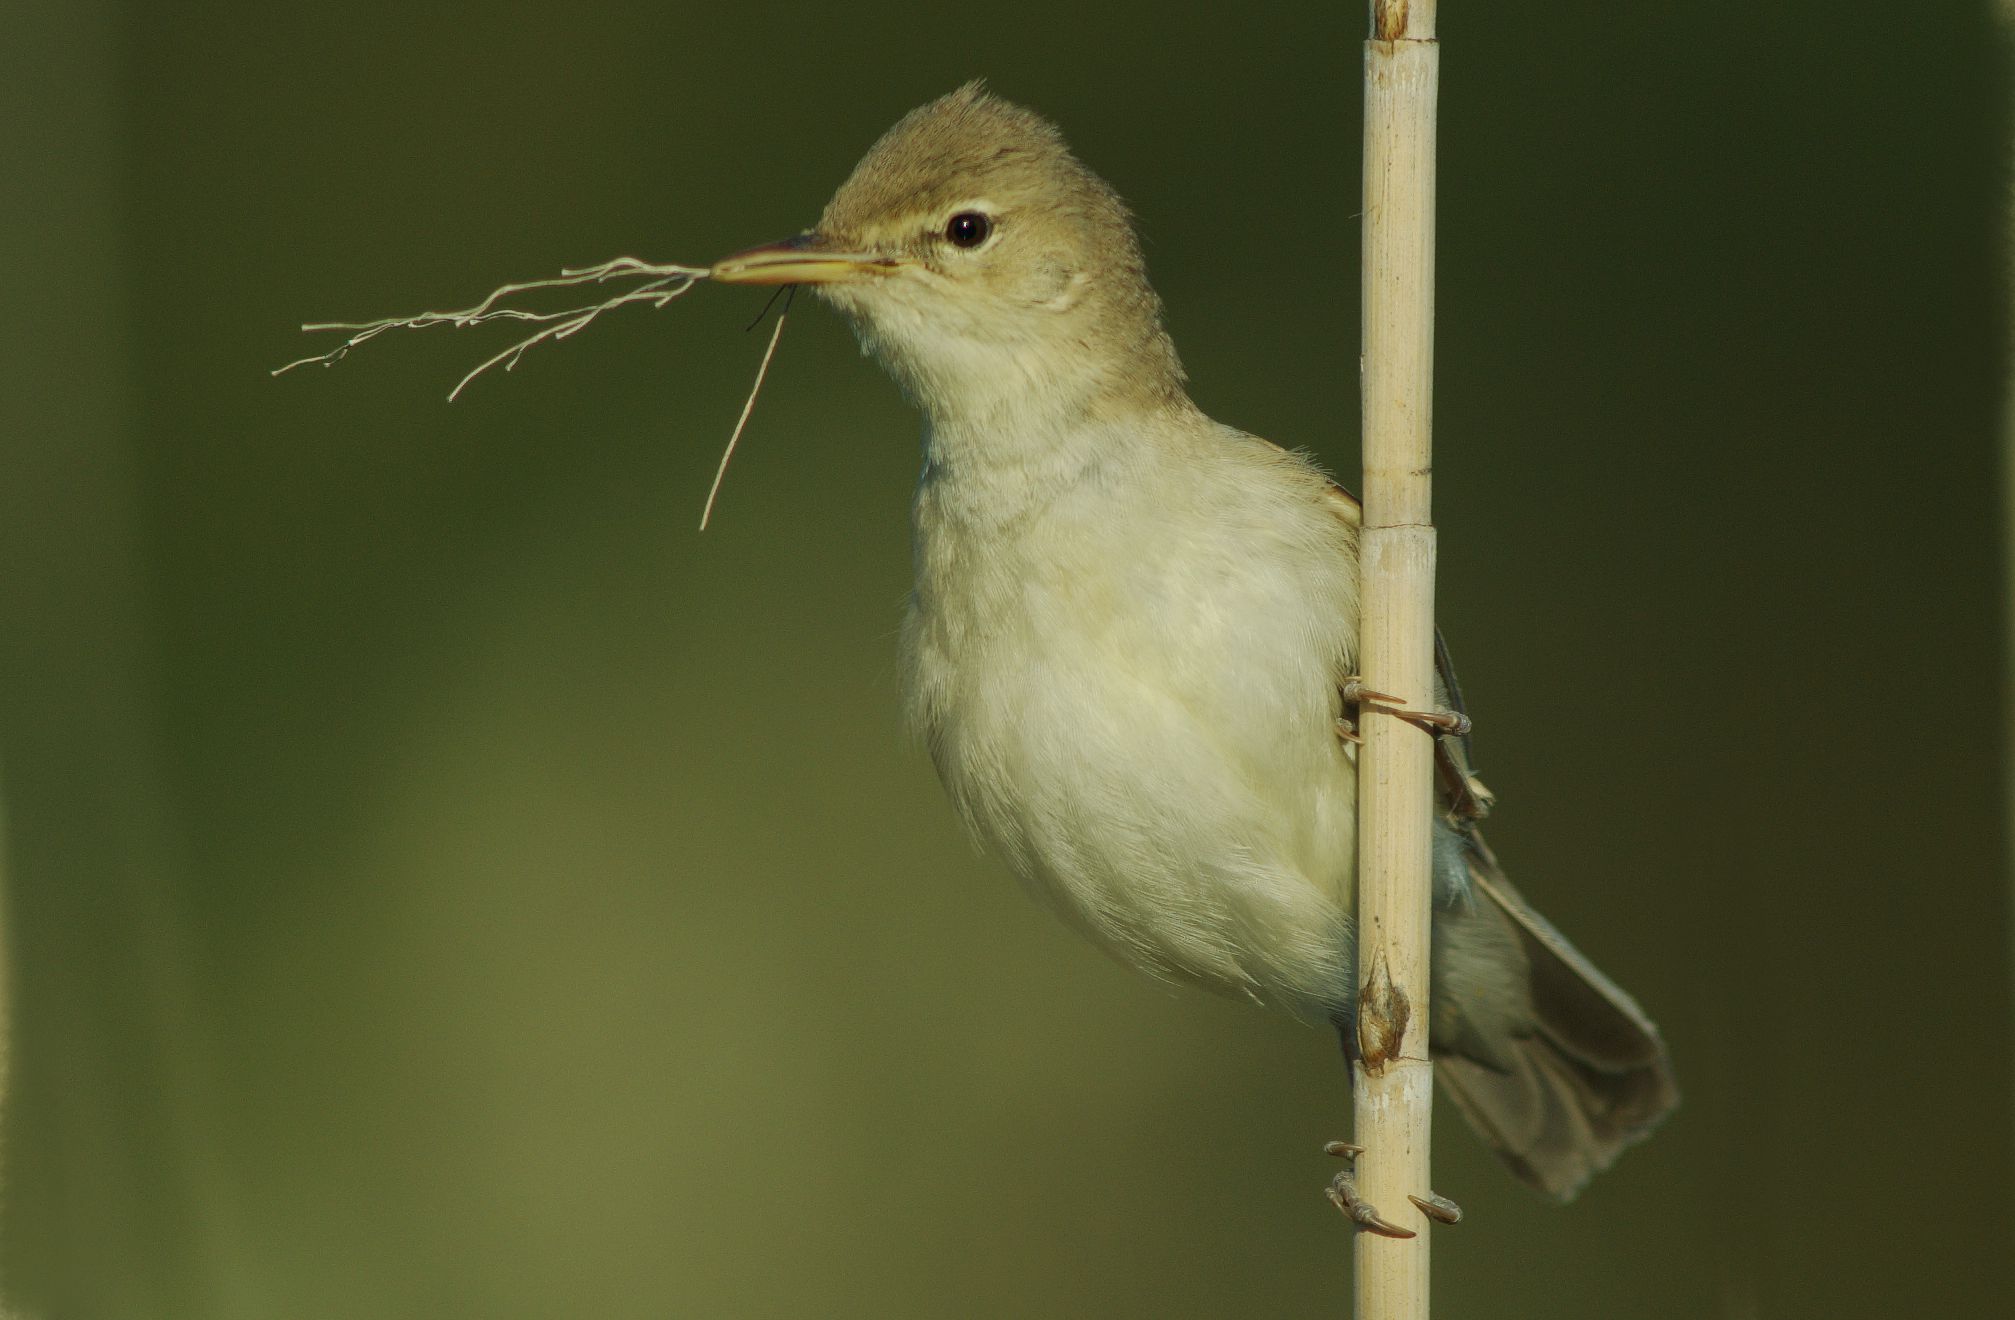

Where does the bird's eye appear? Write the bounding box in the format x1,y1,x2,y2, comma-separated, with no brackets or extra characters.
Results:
944,211,992,248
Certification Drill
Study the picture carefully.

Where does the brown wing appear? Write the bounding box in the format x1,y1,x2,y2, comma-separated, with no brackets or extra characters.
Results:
1439,830,1681,1199
1322,478,1676,1198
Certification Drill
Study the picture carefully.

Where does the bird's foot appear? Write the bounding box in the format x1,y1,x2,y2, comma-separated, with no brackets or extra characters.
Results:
1341,678,1472,738
1408,1191,1463,1225
1322,1141,1461,1235
1323,1141,1413,1238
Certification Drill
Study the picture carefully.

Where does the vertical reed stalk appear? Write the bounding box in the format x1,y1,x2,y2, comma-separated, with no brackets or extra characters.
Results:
1354,1,1440,1317
1999,2,2015,1167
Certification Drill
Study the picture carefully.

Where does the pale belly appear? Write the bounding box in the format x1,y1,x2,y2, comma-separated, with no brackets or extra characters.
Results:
903,579,1361,1020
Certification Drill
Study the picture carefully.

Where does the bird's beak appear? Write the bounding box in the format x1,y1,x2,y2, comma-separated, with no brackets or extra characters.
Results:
710,232,897,286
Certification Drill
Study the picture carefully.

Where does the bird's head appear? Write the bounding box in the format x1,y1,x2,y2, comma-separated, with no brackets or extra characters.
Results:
713,83,1186,427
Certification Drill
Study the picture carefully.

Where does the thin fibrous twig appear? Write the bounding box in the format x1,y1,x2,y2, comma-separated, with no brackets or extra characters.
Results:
699,299,791,531
743,283,792,334
271,257,711,401
274,254,796,531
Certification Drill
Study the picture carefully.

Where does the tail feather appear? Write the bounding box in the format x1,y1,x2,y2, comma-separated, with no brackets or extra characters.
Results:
1436,834,1679,1200
1439,1024,1676,1201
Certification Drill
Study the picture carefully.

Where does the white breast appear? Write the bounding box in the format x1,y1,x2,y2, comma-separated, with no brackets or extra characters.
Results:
901,409,1363,1020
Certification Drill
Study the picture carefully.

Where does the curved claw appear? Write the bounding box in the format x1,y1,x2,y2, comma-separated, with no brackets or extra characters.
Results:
1322,1141,1417,1238
1399,708,1472,737
1340,678,1471,738
1341,679,1401,706
1326,1173,1418,1238
1409,1192,1463,1225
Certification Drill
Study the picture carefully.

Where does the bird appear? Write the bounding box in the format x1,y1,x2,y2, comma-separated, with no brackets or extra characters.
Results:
711,81,1676,1212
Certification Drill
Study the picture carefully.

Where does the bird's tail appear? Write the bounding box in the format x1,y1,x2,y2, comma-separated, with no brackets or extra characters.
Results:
1435,835,1679,1201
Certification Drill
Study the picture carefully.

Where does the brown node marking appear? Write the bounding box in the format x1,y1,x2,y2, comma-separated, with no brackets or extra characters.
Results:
1373,0,1410,41
1355,948,1412,1072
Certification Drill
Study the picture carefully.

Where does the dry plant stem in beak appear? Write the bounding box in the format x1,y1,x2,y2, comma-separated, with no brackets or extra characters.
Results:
711,236,896,286
272,257,710,400
273,252,798,529
699,304,789,531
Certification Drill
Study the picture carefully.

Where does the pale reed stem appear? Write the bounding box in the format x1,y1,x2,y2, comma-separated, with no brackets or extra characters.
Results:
1354,1,1440,1318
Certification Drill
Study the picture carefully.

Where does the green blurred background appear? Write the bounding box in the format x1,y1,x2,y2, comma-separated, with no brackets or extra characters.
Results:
2,2,2008,1316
